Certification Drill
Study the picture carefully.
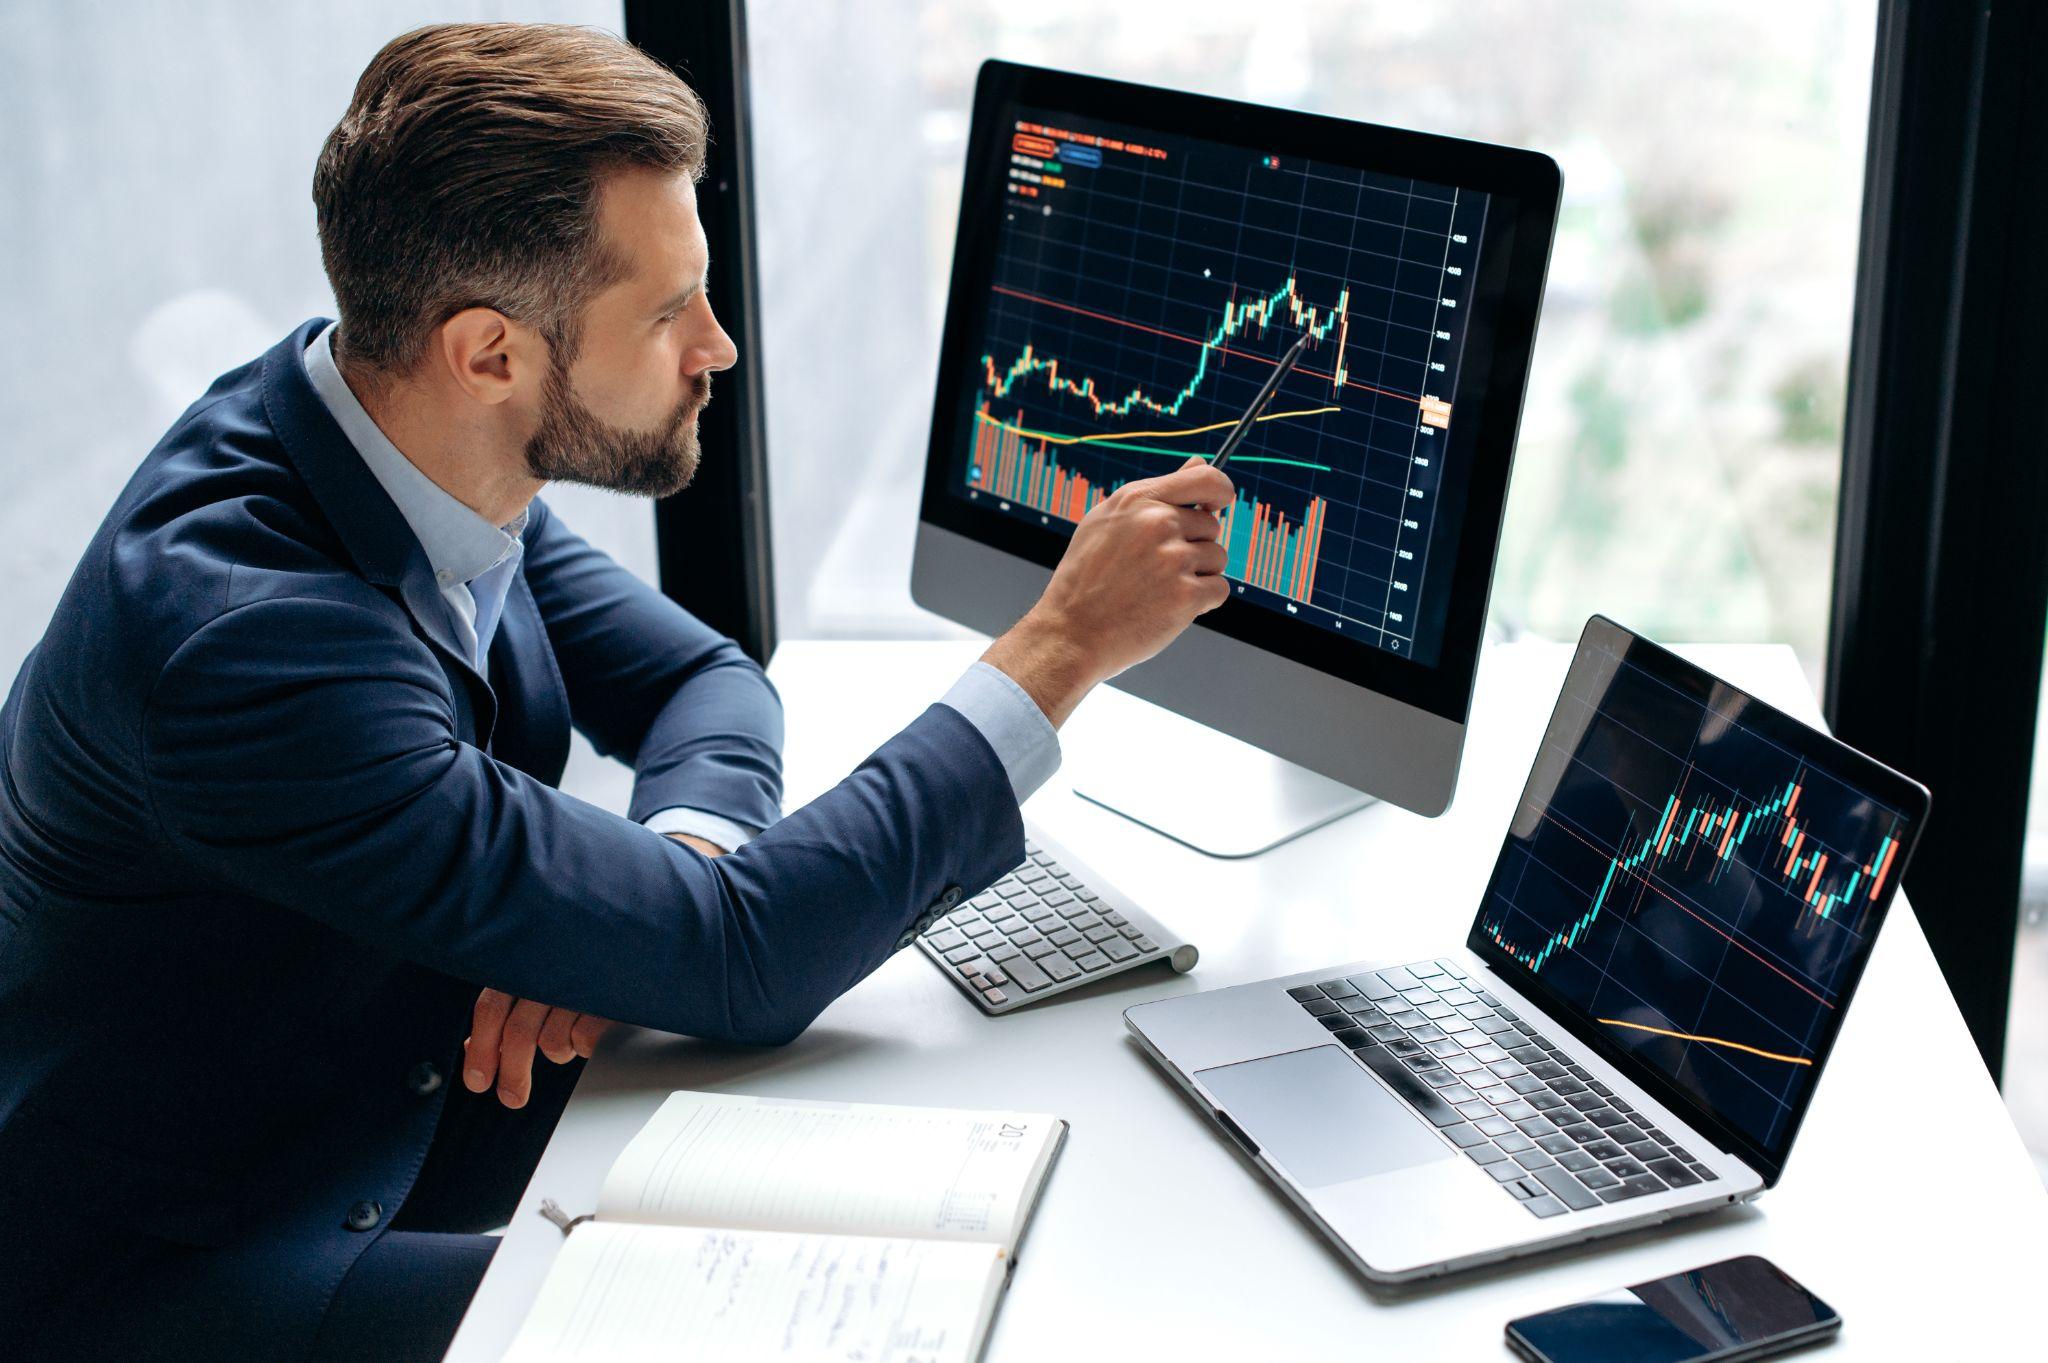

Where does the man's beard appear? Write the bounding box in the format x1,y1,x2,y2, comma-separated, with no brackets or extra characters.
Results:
522,354,708,498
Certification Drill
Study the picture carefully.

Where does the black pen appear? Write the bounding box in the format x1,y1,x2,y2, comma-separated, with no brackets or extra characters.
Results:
1210,329,1314,471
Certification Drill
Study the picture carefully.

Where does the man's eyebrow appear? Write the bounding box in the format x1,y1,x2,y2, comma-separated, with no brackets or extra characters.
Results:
656,267,711,315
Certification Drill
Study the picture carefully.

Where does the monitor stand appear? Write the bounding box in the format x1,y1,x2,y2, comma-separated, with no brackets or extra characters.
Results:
1061,685,1375,859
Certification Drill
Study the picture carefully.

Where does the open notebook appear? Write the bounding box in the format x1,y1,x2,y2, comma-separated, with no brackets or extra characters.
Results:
501,1091,1067,1363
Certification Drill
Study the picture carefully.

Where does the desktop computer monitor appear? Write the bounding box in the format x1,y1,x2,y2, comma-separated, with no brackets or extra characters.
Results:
912,61,1560,853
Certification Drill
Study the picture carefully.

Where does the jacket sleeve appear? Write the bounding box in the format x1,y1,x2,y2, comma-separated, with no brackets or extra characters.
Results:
519,498,782,833
140,596,1022,1044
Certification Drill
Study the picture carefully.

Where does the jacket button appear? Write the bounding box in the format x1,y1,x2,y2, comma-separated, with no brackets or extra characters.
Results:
935,884,962,909
406,1061,443,1096
343,1200,383,1232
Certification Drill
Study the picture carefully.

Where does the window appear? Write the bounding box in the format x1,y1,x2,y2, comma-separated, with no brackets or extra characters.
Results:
753,0,1877,680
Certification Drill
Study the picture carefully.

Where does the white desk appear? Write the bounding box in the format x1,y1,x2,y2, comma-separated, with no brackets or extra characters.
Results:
448,640,2047,1359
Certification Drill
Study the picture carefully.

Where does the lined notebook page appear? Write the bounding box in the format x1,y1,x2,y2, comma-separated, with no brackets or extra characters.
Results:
501,1223,1002,1363
596,1092,1058,1248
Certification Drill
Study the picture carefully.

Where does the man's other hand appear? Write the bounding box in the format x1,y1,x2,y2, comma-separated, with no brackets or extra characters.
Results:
982,456,1234,726
462,831,725,1108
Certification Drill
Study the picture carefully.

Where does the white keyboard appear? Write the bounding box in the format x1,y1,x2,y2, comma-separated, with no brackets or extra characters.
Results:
915,822,1197,1014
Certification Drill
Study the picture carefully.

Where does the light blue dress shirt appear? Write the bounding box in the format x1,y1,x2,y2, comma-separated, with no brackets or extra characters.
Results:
300,325,1060,844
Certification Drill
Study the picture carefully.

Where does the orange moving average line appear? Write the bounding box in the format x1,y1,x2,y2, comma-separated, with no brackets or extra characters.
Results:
1598,1017,1813,1067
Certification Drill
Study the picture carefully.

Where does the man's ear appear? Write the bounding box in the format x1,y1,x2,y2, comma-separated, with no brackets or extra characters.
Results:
435,308,546,408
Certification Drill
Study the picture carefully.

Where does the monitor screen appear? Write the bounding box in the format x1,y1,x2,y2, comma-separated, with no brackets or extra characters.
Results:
920,63,1559,725
1471,617,1929,1180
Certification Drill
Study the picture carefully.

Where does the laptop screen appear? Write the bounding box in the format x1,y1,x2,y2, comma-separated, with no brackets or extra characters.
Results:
1469,617,1928,1183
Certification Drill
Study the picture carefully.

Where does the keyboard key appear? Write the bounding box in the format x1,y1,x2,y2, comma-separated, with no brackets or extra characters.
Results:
989,945,1024,964
1377,966,1421,992
1531,1165,1600,1211
1505,1074,1546,1096
1536,1133,1576,1155
1648,1158,1701,1188
1475,1015,1514,1036
943,943,980,965
927,929,966,951
1047,926,1082,948
1514,1116,1558,1138
1008,958,1054,992
1437,959,1467,978
1388,1038,1426,1059
1454,1100,1491,1120
1577,1164,1619,1189
1366,1023,1403,1043
1439,988,1477,1005
1056,901,1092,921
1400,987,1436,1006
1581,1140,1626,1162
1101,911,1128,927
1120,924,1146,940
1352,1044,1462,1126
1344,999,1384,1020
1513,1149,1556,1171
1426,1039,1463,1059
1523,1194,1568,1218
1557,1149,1597,1173
1411,961,1444,978
1011,931,1045,950
1082,924,1119,945
1605,1158,1648,1179
1442,1122,1488,1148
981,987,1009,1005
1019,904,1057,924
1688,1163,1719,1183
1042,954,1080,982
1597,1174,1667,1202
980,967,1009,986
1475,1114,1514,1137
1024,941,1062,961
1528,1093,1568,1112
1418,1001,1455,1020
1353,974,1399,1000
1438,1084,1478,1106
1132,936,1159,952
1442,1017,1477,1035
1559,1123,1601,1144
1588,1109,1628,1129
1489,1161,1527,1184
1101,937,1140,963
1471,1084,1512,1106
1333,1027,1374,1050
1319,979,1360,999
1445,1053,1483,1074
1623,1141,1662,1164
1610,1123,1647,1146
1468,1143,1511,1166
1497,1100,1538,1122
1071,951,1111,972
1504,1174,1540,1200
1470,1044,1509,1064
1644,1126,1671,1143
1495,1132,1535,1155
1527,1060,1567,1081
1411,1024,1448,1042
1668,1144,1696,1163
1588,1081,1613,1097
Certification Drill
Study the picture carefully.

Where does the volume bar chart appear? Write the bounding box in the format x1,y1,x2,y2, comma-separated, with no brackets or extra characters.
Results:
971,402,1328,604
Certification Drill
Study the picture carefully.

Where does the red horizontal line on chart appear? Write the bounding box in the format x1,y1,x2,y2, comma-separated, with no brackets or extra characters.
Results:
988,283,1428,410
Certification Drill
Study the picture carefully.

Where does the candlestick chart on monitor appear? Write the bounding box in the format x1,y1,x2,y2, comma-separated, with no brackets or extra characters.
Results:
948,109,1490,667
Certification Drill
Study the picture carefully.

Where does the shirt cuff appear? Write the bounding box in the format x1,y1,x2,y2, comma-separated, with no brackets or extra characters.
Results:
938,660,1062,804
642,806,760,852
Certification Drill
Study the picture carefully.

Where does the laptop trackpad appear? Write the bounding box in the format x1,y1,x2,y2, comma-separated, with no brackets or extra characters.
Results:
1197,1044,1457,1188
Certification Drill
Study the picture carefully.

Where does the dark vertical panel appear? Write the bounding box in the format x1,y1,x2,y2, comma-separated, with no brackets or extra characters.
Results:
626,0,777,664
1827,0,2048,1079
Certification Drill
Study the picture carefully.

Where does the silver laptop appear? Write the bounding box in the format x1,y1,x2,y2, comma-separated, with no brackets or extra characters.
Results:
1126,617,1929,1282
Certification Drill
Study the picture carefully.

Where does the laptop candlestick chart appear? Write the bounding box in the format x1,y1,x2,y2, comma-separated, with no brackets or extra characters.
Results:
1477,641,1918,1149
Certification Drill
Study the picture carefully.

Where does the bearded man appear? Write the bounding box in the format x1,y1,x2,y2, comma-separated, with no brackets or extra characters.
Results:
0,22,1233,1362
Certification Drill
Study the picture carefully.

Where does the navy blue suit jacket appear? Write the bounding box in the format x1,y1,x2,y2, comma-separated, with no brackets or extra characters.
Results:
0,321,1024,1358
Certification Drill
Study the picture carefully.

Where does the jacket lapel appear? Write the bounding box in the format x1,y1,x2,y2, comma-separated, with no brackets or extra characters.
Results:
260,320,498,744
487,570,571,785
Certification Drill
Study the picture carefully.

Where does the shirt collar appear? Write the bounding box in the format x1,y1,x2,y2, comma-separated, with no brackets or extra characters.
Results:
301,323,525,590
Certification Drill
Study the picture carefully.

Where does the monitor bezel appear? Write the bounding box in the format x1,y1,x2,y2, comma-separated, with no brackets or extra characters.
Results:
1467,615,1932,1186
917,59,1561,724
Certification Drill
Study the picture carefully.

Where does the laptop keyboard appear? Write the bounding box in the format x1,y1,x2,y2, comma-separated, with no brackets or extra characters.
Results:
1288,959,1719,1218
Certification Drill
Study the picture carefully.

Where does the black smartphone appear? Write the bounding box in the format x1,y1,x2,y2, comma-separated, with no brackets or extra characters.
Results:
1505,1256,1841,1363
